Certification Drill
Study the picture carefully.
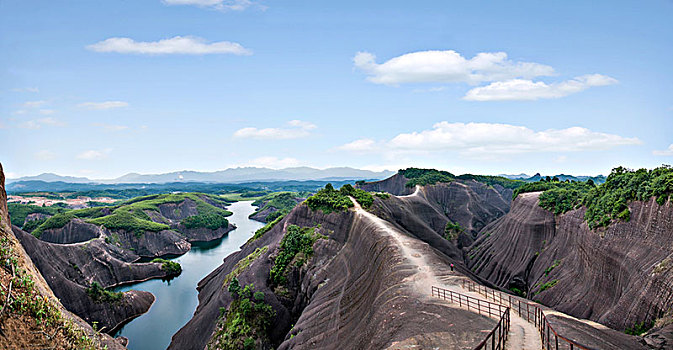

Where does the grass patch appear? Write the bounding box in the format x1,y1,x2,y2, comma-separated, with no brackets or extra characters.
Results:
251,215,285,242
250,192,300,222
223,246,269,287
544,260,561,276
535,279,559,295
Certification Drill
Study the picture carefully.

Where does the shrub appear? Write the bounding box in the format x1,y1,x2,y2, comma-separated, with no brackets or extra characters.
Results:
269,225,326,285
457,174,525,189
339,184,374,208
305,184,353,213
444,221,464,240
374,192,390,199
212,282,275,350
399,168,455,187
31,212,76,238
86,281,123,303
88,210,169,234
625,320,655,335
536,279,559,295
7,203,61,227
151,258,182,276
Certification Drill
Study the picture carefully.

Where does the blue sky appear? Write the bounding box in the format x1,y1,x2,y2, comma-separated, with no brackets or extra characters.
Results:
1,0,672,179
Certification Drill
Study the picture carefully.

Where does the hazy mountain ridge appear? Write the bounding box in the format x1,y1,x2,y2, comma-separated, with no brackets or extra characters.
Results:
8,167,395,185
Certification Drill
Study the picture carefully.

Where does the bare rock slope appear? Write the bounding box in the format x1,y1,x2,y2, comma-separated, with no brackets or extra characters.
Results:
467,191,673,345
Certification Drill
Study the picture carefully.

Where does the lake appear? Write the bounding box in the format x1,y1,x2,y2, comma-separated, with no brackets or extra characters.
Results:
113,201,265,350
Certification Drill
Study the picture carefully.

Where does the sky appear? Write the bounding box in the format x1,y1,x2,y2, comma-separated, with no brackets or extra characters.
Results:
1,0,672,179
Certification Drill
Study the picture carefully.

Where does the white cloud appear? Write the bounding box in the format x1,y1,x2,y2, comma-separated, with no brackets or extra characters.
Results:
464,74,618,101
353,50,555,86
18,117,64,129
336,139,377,153
34,150,57,161
39,109,55,115
241,156,301,169
23,100,47,107
87,36,252,55
162,0,255,11
76,148,112,160
653,144,673,156
92,123,129,132
337,122,641,158
77,101,129,110
12,87,39,93
233,120,316,140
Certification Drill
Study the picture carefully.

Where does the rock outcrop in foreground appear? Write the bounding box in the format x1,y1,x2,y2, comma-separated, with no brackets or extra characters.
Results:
0,163,126,349
468,191,673,347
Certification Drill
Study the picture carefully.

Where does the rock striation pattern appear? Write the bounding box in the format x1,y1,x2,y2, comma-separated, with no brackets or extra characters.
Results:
467,191,673,343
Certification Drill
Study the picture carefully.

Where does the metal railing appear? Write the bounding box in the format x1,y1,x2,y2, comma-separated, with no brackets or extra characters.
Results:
462,279,592,350
432,286,510,350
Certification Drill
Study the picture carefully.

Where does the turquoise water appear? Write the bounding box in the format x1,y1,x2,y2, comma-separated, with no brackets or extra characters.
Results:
113,201,264,350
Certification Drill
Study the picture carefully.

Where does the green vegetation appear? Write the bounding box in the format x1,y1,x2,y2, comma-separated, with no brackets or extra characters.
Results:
181,213,229,230
223,246,269,286
535,279,559,295
85,281,123,303
31,212,77,238
210,280,275,350
625,320,655,336
251,215,285,241
510,287,527,298
0,237,98,348
269,225,326,285
339,184,374,208
7,203,62,226
88,210,169,235
544,260,561,276
513,166,673,229
374,192,390,199
399,168,455,188
250,192,300,223
26,192,234,237
151,258,182,276
444,221,464,240
456,174,525,190
21,217,48,232
305,184,354,213
653,257,671,274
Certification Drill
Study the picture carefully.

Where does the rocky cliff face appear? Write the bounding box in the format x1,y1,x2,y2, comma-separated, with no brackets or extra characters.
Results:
467,192,673,343
169,180,513,350
13,226,169,332
0,163,126,349
356,173,413,196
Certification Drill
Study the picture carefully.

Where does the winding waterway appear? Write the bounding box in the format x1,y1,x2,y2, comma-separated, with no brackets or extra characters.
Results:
114,201,265,350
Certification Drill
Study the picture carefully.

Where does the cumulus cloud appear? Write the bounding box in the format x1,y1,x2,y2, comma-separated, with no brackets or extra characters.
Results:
34,150,57,161
653,144,673,156
464,74,618,101
76,148,112,160
233,120,316,140
18,117,64,129
77,101,129,110
39,109,55,115
337,122,641,158
87,36,252,55
162,0,255,11
353,50,555,85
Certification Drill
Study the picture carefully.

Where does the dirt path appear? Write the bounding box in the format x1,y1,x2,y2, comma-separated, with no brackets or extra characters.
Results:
350,198,541,350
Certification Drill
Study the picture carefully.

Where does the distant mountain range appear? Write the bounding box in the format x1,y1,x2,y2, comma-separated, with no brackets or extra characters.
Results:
7,167,395,185
499,173,606,184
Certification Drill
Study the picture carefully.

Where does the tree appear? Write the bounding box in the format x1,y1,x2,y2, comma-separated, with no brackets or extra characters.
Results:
228,277,241,299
